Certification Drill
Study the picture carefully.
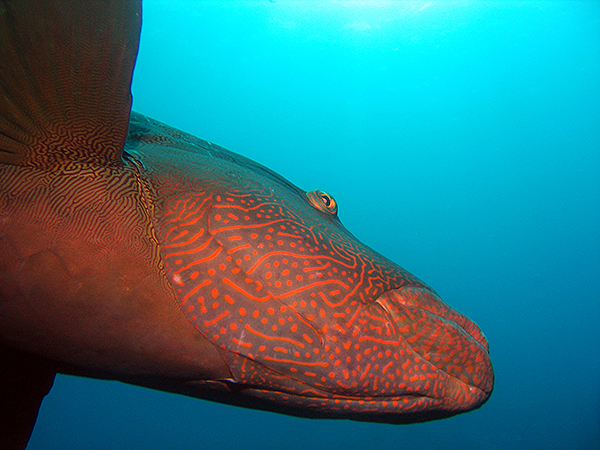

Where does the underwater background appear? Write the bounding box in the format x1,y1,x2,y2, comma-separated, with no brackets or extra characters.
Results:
27,1,599,449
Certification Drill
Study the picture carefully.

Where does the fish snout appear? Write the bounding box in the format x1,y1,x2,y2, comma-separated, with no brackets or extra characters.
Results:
375,286,494,406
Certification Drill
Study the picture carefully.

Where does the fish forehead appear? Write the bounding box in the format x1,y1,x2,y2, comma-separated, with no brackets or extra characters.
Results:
126,112,425,299
205,188,424,302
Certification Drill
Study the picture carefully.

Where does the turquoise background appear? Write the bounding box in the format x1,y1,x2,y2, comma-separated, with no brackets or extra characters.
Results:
28,1,600,449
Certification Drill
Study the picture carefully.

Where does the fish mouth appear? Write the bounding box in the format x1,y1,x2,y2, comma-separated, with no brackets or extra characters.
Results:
375,286,494,398
203,285,493,422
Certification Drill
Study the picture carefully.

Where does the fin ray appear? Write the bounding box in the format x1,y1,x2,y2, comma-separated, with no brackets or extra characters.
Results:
0,0,142,166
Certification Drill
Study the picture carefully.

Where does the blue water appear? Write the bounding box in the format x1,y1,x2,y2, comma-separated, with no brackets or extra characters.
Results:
27,1,600,449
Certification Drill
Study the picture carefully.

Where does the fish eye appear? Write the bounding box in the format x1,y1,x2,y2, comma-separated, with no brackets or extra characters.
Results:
306,190,338,215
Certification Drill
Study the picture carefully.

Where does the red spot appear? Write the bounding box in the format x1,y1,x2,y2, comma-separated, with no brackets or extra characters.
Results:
198,296,207,313
382,362,393,374
239,308,246,316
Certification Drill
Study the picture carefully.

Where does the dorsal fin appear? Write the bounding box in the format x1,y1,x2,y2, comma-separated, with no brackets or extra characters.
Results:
0,0,141,167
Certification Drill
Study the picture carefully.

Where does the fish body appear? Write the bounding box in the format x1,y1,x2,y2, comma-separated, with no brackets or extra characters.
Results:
0,1,493,448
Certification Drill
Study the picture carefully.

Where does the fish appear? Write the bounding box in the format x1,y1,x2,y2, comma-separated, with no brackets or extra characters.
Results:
0,1,493,448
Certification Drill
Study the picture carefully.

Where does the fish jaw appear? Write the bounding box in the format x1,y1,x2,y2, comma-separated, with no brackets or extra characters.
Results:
374,286,494,404
194,285,493,422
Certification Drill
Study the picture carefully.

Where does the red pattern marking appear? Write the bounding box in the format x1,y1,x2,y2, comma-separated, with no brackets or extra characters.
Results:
135,128,493,419
245,325,305,349
263,356,329,368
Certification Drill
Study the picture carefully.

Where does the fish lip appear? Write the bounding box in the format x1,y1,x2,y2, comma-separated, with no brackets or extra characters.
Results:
195,381,461,423
375,285,491,354
374,285,494,397
224,380,490,423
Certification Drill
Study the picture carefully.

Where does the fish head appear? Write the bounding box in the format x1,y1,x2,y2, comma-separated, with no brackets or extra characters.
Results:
200,180,493,422
130,115,493,423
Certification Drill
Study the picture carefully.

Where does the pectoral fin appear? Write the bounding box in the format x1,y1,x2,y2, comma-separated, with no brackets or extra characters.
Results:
0,346,56,450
